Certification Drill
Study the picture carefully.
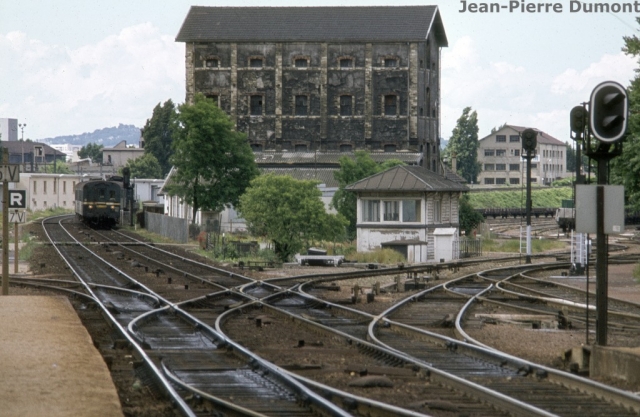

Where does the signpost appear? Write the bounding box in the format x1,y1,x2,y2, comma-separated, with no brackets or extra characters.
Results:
1,155,21,295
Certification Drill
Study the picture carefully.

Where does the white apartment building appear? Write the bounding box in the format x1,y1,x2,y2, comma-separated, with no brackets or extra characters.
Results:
477,125,567,186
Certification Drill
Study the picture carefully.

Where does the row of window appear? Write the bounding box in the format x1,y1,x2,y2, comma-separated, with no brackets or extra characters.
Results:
484,149,521,157
542,149,563,158
543,164,564,172
361,199,442,223
484,178,523,185
495,135,521,143
202,56,421,69
484,163,521,171
237,94,406,117
32,180,74,195
32,200,68,208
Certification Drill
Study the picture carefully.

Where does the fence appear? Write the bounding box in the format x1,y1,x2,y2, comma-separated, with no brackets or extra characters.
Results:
453,238,483,259
145,212,188,243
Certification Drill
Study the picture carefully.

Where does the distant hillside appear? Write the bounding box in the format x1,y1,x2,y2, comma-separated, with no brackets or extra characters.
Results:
39,124,141,147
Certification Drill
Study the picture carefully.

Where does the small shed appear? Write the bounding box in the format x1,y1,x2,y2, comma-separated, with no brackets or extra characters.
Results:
433,228,457,262
381,239,428,263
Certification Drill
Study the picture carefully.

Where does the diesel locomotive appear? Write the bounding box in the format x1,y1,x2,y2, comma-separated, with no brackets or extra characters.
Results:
75,168,132,228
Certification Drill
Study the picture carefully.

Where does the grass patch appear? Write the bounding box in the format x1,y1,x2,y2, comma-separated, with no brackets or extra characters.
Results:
28,207,73,222
633,263,640,283
482,237,565,253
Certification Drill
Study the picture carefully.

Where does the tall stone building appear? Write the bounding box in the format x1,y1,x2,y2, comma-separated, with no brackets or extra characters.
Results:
176,6,447,172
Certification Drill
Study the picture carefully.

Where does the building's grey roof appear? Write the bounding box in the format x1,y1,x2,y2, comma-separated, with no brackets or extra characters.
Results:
260,167,339,188
1,141,65,156
254,151,422,167
479,125,565,146
346,165,468,193
507,125,565,146
176,6,447,46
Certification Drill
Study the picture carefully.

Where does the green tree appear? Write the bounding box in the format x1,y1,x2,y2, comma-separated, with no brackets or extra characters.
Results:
331,151,404,239
121,154,162,179
239,174,348,262
43,161,73,174
458,193,484,236
610,19,640,208
78,143,103,163
141,99,177,176
442,107,480,184
166,93,259,223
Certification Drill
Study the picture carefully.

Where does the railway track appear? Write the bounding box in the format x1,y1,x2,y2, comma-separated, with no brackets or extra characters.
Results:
368,266,640,416
29,215,640,416
41,216,350,417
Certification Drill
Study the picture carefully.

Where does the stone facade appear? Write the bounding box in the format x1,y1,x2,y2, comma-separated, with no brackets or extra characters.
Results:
177,6,446,174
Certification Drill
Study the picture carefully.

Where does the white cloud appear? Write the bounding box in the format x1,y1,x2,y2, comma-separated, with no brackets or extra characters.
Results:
0,23,184,138
442,41,637,143
551,53,636,95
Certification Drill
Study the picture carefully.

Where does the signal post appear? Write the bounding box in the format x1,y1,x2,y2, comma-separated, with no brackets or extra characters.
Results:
574,81,628,346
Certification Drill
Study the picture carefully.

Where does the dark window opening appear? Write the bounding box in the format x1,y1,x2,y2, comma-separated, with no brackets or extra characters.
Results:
205,94,219,106
340,58,353,68
496,135,506,142
339,95,353,116
509,135,520,142
420,107,423,116
384,95,397,116
384,58,398,67
496,178,506,185
205,58,218,68
250,95,263,116
250,143,263,152
384,144,396,153
295,95,308,116
250,58,263,68
294,58,308,68
294,144,307,152
420,59,424,68
339,144,352,152
426,87,431,117
484,178,495,185
510,178,520,185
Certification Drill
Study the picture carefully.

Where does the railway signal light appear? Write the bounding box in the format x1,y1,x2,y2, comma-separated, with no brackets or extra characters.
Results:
570,106,588,135
589,81,628,143
521,128,537,153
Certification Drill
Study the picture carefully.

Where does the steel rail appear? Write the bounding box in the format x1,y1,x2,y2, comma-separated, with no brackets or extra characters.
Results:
370,266,640,415
41,215,198,417
52,217,349,417
220,294,556,417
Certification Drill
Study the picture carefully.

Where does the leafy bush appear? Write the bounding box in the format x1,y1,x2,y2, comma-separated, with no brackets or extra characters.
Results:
469,187,573,209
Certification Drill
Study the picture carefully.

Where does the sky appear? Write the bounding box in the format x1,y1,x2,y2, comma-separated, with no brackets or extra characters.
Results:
1,0,638,143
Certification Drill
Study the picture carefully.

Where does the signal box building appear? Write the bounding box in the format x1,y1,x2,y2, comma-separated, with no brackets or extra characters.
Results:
346,165,468,263
176,6,447,173
476,125,567,186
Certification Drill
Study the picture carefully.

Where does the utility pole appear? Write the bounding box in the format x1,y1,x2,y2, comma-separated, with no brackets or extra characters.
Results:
521,129,537,264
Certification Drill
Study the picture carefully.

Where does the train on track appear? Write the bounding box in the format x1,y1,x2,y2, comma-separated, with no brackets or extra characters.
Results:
477,206,640,232
74,168,133,228
475,207,556,219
